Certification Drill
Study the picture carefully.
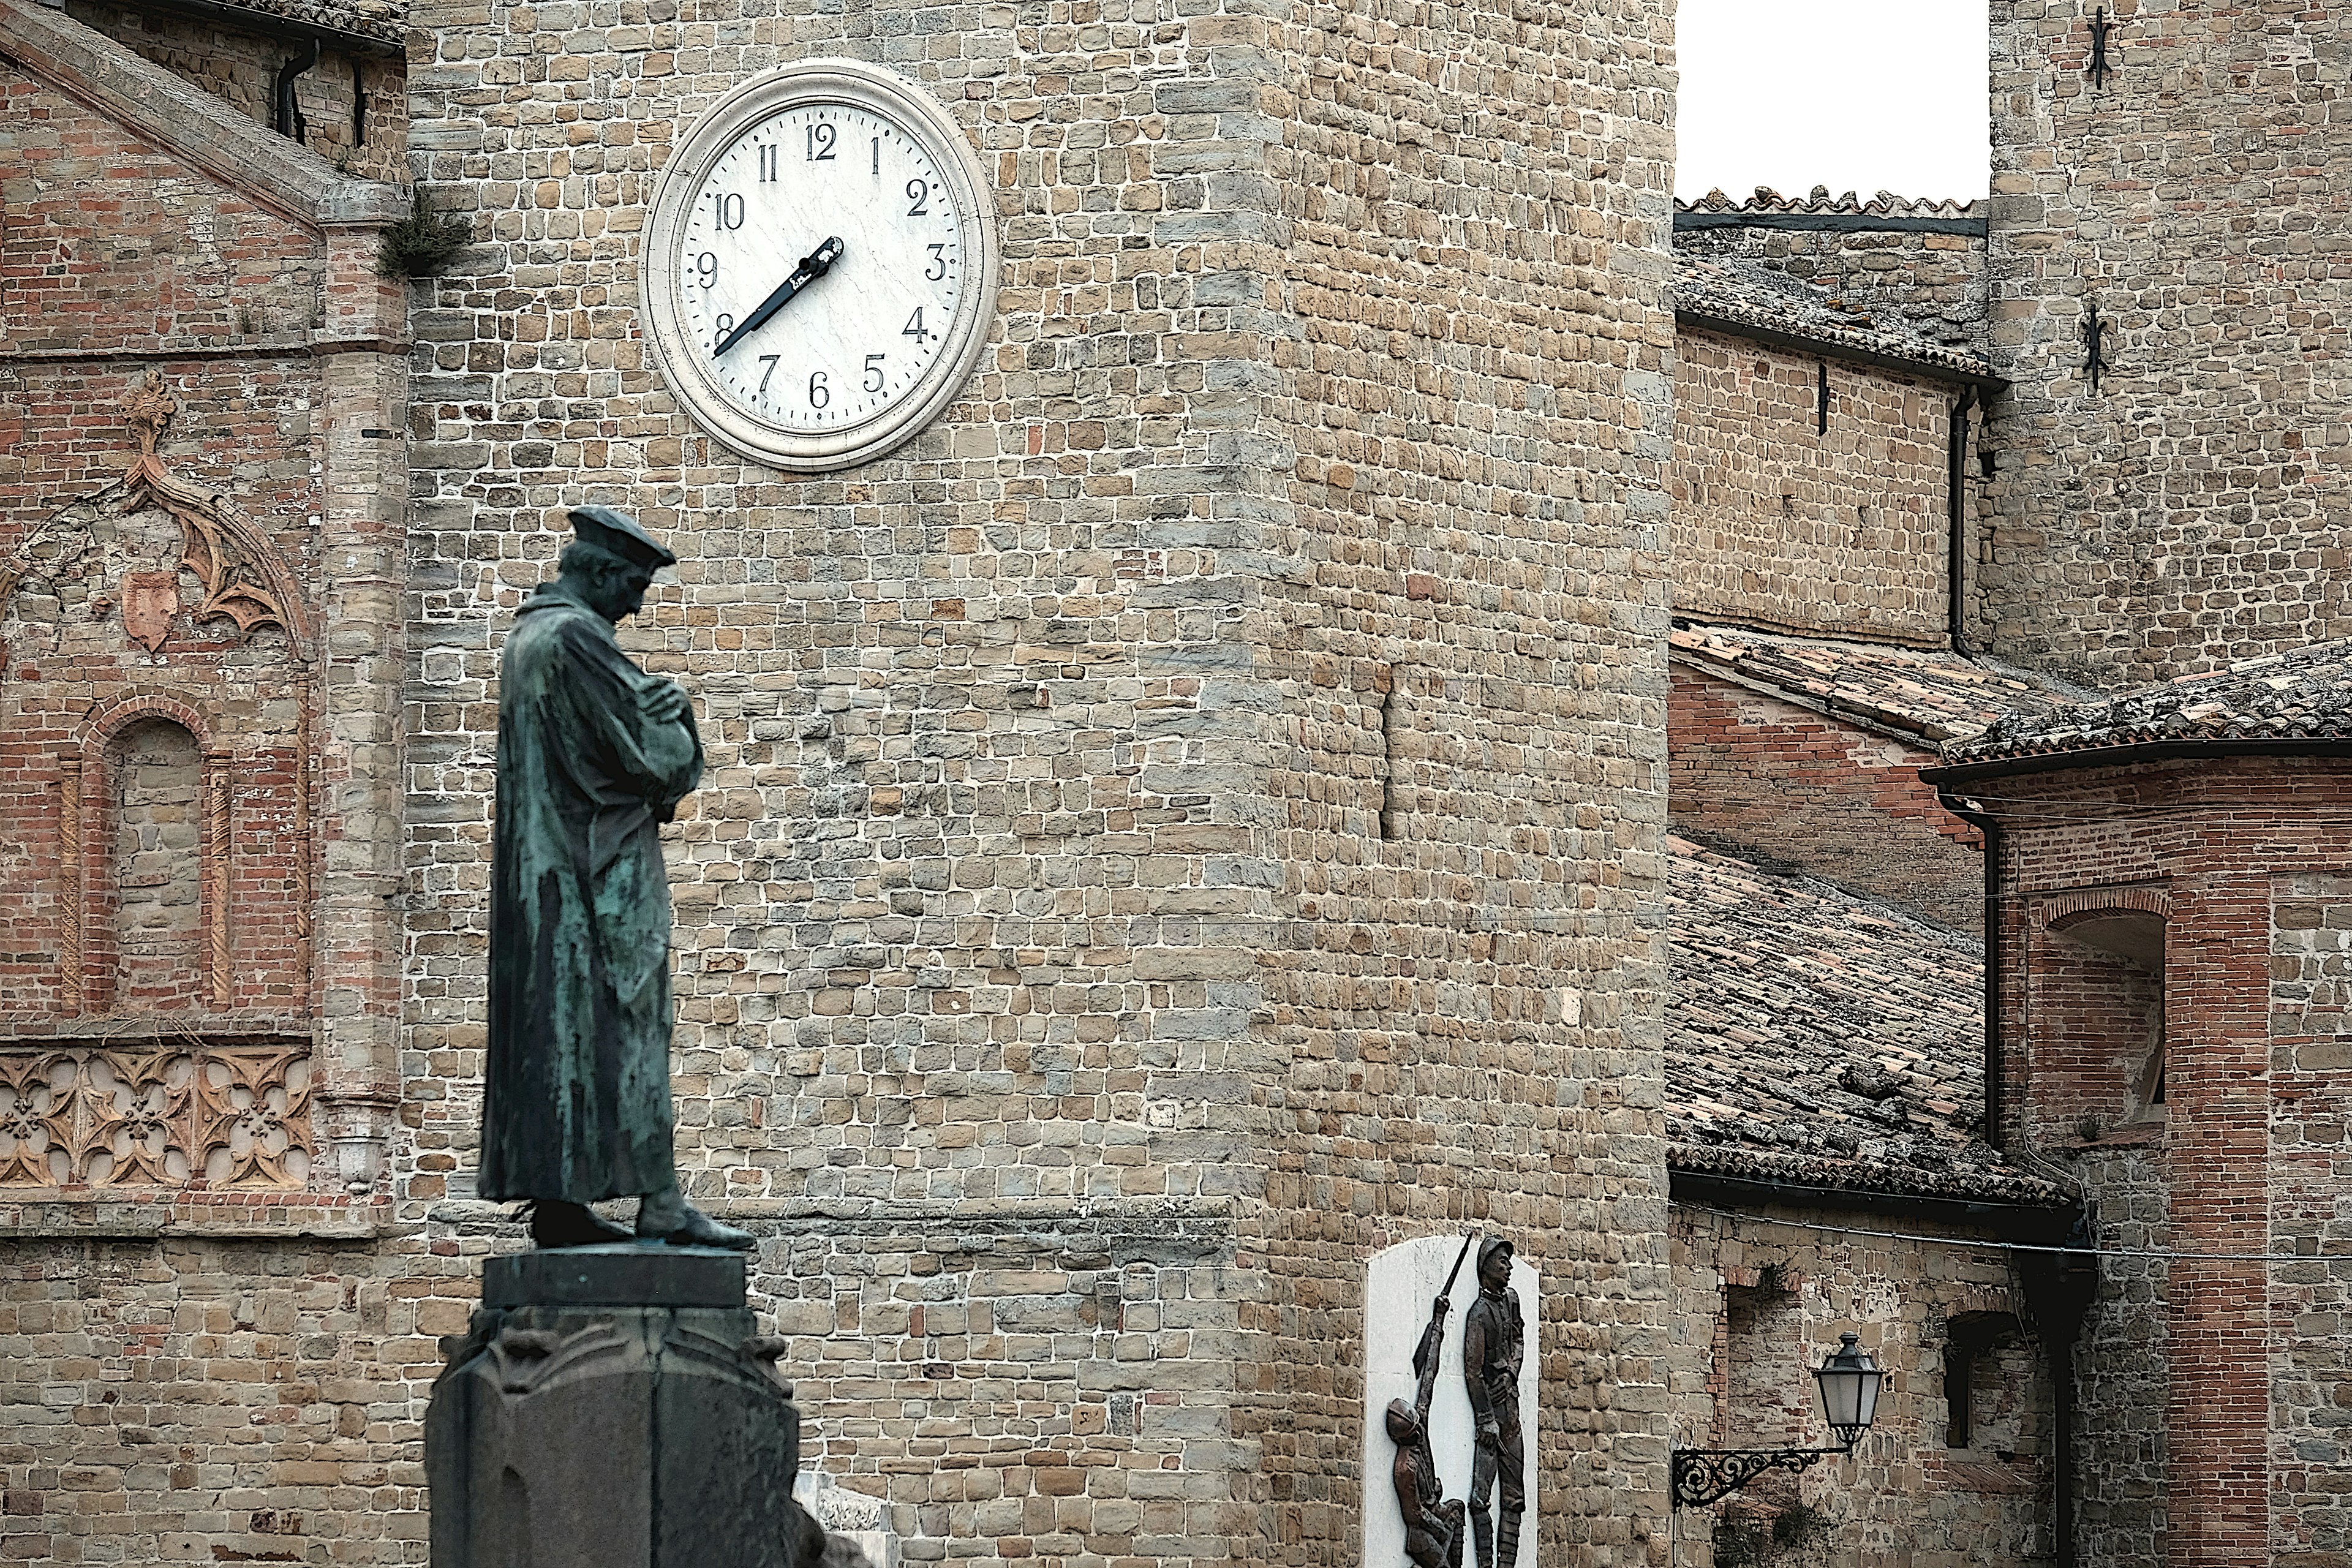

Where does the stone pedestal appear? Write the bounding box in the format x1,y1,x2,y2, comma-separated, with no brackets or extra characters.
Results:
426,1245,823,1568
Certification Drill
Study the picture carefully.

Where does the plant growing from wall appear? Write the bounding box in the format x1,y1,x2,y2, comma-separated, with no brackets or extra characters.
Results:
377,189,471,279
1710,1501,1836,1567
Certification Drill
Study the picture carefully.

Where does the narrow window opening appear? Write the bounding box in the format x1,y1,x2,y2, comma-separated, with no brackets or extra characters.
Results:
1376,667,1399,842
1815,360,1830,435
1945,1343,1973,1449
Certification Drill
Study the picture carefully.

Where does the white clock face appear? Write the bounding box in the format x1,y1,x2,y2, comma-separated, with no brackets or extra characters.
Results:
645,61,999,472
679,104,963,432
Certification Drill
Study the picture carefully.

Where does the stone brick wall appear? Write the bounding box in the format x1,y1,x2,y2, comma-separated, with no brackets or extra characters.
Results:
1975,754,2352,1567
1983,4,2352,686
1251,0,1676,1555
1669,1202,2050,1568
62,1,407,183
1667,665,1983,930
391,1,1679,1566
2265,873,2352,1568
1675,221,1986,352
1673,328,1954,646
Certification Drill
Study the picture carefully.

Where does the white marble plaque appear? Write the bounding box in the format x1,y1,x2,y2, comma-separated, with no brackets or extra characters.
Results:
1362,1236,1540,1568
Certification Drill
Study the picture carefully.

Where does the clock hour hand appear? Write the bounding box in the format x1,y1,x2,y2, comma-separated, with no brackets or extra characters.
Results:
712,235,845,358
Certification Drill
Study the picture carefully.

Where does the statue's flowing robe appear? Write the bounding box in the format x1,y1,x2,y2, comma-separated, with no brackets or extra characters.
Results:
481,586,703,1203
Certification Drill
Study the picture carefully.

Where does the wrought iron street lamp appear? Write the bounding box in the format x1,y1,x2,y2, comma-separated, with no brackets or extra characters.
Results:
1671,1332,1885,1508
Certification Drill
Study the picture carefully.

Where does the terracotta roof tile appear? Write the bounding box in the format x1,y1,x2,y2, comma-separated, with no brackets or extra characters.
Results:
194,0,403,45
1671,621,2085,744
1665,835,2069,1207
1673,252,1996,382
1943,636,2352,766
1678,186,1984,221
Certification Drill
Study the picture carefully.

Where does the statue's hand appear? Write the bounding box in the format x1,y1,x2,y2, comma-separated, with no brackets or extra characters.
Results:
643,680,690,726
1476,1419,1498,1450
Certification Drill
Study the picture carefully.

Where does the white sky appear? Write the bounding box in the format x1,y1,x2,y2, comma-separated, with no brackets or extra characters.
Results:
1676,0,1990,203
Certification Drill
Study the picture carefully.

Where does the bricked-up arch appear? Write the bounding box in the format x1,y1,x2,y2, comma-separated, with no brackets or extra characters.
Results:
2032,899,2170,1135
62,693,233,1014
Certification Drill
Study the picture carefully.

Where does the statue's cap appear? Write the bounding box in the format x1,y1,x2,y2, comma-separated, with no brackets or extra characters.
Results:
567,505,676,570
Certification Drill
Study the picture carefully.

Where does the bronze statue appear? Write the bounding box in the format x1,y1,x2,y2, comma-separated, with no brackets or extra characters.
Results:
480,506,751,1251
1461,1235,1525,1568
1389,1237,1471,1568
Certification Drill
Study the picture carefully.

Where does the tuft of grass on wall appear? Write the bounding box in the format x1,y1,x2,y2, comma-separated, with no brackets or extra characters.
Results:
377,190,472,279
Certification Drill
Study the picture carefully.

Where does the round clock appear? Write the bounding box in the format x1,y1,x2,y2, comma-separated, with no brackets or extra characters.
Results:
643,59,1000,472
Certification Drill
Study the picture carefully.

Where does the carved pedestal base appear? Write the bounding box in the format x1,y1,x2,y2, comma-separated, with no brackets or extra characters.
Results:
426,1245,824,1568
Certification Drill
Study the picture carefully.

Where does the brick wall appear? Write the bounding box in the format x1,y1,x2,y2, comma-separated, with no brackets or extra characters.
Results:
1668,665,1983,930
1980,753,2352,1567
0,149,325,1025
1983,4,2352,685
1670,1203,2051,1567
61,1,407,183
0,15,412,1563
1673,328,1956,646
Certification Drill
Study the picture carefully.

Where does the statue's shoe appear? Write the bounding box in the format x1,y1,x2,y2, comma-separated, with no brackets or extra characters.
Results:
527,1200,634,1248
636,1195,756,1251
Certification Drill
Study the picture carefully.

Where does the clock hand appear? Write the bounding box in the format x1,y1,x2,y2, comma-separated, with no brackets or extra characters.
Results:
712,235,845,358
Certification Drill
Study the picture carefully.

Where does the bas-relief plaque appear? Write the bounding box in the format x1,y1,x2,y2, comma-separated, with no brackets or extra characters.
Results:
1363,1236,1540,1568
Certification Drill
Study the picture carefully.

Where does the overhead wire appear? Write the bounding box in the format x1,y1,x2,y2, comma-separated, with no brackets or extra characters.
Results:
1680,1201,2336,1265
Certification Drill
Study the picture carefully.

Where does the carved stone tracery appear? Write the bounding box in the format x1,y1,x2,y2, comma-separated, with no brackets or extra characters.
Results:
0,1040,314,1188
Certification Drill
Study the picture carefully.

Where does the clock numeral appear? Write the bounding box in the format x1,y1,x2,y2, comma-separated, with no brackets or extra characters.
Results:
902,307,932,345
872,136,881,175
758,355,780,394
807,123,837,162
808,370,831,409
712,191,744,230
714,313,735,349
906,179,930,217
864,353,886,392
925,243,948,281
758,145,778,183
695,252,718,287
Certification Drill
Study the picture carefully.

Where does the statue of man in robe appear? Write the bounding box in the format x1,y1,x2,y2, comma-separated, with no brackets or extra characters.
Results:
480,506,752,1251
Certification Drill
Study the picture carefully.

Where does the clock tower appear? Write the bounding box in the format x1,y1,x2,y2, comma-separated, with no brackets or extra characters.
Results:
393,0,1681,1561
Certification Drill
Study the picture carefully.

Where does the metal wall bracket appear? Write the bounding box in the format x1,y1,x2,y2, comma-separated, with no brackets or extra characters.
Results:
1671,1444,1852,1509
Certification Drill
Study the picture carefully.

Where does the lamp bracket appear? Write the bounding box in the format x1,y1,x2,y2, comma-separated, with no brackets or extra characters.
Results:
1670,1444,1852,1509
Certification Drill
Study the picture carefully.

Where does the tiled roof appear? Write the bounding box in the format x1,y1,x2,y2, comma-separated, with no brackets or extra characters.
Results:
1673,252,1997,382
1665,835,2070,1207
1672,621,2085,745
1679,186,1983,221
1943,637,2352,767
194,0,403,45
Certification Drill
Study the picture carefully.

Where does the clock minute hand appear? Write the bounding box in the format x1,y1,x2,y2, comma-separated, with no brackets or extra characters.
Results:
712,235,846,358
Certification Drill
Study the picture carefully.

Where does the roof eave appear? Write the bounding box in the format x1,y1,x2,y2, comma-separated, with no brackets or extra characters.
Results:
1924,736,2352,788
1669,1164,2080,1234
1676,307,2008,392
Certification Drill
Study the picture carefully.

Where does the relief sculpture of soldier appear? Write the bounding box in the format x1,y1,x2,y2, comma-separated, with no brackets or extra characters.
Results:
1387,1240,1469,1568
1462,1236,1526,1568
479,505,753,1251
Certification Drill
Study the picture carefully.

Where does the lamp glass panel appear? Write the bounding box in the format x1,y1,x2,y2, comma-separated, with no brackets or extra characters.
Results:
1816,1365,1866,1429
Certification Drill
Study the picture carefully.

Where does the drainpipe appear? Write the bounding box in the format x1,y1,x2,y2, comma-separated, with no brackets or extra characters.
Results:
2018,1219,2098,1568
1948,386,1978,655
1943,794,2004,1147
274,38,319,144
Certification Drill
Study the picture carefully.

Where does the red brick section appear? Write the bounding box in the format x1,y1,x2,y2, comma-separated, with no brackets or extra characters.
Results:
1969,755,2352,1567
1668,665,1984,929
0,71,331,1020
